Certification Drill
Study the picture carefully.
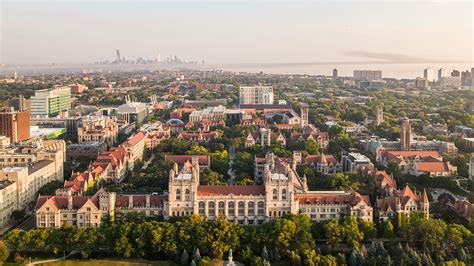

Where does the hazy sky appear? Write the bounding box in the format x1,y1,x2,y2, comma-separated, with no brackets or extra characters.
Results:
1,0,473,64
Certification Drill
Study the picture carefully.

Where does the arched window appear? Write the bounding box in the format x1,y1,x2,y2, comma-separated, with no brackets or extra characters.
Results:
208,202,215,217
198,202,205,216
273,189,278,200
185,189,190,201
176,189,181,201
258,201,264,215
228,202,235,217
238,201,245,215
282,189,287,200
248,202,255,215
218,201,225,216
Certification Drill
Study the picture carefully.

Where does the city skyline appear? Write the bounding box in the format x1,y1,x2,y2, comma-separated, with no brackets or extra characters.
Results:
1,1,473,65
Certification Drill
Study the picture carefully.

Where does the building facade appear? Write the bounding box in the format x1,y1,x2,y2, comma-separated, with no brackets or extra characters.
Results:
239,86,274,105
30,87,71,117
0,107,30,143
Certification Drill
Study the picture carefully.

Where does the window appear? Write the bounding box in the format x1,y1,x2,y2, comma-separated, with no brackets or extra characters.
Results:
238,201,245,215
258,202,264,215
248,202,255,215
228,202,235,216
281,189,287,200
218,201,225,216
199,202,205,216
208,202,215,217
176,189,181,201
185,189,190,201
273,189,278,200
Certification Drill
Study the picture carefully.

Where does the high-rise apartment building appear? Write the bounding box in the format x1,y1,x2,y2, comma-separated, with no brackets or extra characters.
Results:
451,70,461,77
438,68,448,81
440,76,462,87
461,70,472,86
423,68,434,82
0,107,30,143
239,86,274,105
30,87,71,117
332,68,338,79
400,117,412,151
353,70,382,81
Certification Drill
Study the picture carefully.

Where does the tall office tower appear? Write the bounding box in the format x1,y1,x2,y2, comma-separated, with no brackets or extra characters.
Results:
332,68,338,79
423,68,434,82
376,106,384,126
400,117,412,151
239,86,274,105
0,107,30,143
353,70,382,81
451,70,461,77
300,103,309,127
116,49,121,64
438,68,448,81
30,87,72,117
13,71,17,80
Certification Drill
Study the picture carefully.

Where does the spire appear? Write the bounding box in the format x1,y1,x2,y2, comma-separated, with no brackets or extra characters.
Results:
320,152,327,164
422,188,429,203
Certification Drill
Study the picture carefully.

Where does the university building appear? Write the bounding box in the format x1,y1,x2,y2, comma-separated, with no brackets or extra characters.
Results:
36,153,373,228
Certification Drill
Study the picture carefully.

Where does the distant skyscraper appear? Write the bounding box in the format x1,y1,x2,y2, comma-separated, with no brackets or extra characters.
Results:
116,49,121,64
438,68,448,81
451,70,460,77
332,68,338,79
239,86,274,105
400,117,412,151
423,68,434,82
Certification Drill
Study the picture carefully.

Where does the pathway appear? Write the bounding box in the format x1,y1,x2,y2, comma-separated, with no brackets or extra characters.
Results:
26,251,79,265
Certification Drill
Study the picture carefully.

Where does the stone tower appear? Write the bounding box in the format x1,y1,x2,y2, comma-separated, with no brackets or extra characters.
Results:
167,156,200,217
400,117,412,150
376,106,384,126
300,103,309,127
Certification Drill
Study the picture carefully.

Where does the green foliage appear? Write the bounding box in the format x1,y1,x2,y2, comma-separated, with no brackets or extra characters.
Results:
0,240,9,262
38,180,64,196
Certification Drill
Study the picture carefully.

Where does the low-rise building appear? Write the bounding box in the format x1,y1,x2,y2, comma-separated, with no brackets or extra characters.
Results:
342,153,374,173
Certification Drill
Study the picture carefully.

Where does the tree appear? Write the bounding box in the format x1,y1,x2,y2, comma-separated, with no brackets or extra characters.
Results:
192,247,202,263
323,220,343,250
181,249,189,266
201,169,224,185
0,240,9,262
379,220,395,238
359,221,376,240
342,217,364,249
38,180,63,195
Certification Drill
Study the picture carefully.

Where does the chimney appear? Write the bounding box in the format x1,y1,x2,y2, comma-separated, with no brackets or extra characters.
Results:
128,195,133,208
67,190,73,210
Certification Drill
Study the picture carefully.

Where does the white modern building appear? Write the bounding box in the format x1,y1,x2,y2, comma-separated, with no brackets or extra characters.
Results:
239,86,274,105
30,87,72,117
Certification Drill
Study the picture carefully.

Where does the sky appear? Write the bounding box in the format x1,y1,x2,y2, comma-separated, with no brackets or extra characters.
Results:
1,0,473,65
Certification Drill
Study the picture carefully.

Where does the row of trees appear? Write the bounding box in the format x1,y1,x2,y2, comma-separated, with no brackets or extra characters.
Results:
3,214,473,265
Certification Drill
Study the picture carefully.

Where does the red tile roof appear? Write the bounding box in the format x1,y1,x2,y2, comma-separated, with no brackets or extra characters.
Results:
416,161,449,173
126,131,146,146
